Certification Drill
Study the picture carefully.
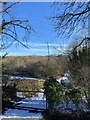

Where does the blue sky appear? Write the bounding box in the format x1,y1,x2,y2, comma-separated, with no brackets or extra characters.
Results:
2,2,72,56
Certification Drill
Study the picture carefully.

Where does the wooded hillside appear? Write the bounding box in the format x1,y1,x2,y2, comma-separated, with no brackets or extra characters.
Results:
2,55,68,79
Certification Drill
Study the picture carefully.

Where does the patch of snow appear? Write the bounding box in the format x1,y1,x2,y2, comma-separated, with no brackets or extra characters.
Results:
55,100,89,112
1,74,44,81
56,100,67,111
3,109,43,118
17,99,46,109
10,76,39,80
64,72,70,77
16,92,23,98
83,109,90,112
57,76,70,88
3,92,46,118
16,93,46,109
57,72,70,85
31,93,46,100
79,101,87,110
57,78,61,84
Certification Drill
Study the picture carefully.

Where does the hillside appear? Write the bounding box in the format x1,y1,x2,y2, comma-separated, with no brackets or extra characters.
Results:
2,55,68,79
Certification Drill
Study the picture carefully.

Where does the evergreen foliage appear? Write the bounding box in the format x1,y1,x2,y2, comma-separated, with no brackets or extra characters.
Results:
44,77,85,117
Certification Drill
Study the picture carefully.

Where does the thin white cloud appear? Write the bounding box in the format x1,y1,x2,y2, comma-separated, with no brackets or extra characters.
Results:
57,48,67,51
12,41,68,48
28,48,52,52
2,42,68,56
29,43,68,47
2,47,67,56
8,52,20,56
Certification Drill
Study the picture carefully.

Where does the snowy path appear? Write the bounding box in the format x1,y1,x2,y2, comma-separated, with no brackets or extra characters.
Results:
2,93,46,118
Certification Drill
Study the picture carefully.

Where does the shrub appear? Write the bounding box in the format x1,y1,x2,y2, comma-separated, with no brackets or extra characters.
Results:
44,76,85,118
44,77,66,114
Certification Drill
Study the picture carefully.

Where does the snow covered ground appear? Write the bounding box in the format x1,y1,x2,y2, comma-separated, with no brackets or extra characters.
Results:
2,91,89,119
1,92,46,119
1,74,44,81
10,76,42,80
57,72,70,85
55,100,89,112
1,73,90,119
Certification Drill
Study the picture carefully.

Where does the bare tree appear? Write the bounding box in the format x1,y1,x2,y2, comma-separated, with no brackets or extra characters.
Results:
0,2,32,51
50,2,90,39
0,2,33,111
68,37,90,108
50,2,90,108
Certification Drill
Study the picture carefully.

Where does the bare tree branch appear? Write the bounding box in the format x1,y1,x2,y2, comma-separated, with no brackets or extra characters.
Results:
50,2,90,38
1,2,32,50
2,32,29,49
0,2,19,13
72,37,90,51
